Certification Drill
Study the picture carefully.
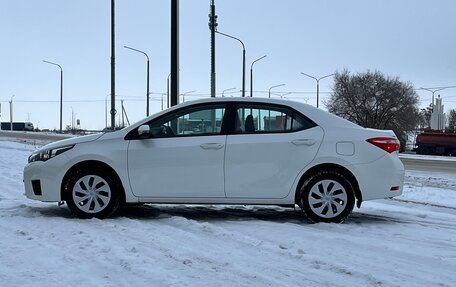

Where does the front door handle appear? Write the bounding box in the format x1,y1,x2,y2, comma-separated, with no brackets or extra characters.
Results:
292,139,316,146
200,143,224,150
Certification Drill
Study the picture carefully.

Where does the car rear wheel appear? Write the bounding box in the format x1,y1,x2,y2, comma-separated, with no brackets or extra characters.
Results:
65,168,121,219
299,171,355,223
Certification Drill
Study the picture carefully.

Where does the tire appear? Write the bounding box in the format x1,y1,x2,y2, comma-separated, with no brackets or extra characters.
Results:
64,167,122,219
299,171,355,223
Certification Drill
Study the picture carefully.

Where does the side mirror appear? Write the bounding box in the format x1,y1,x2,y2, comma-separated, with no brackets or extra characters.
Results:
138,125,151,139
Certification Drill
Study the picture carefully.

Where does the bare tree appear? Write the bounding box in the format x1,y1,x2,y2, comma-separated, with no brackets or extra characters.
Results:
326,70,421,147
419,104,433,129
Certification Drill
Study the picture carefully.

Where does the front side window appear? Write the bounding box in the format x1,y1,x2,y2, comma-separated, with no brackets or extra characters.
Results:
148,105,226,138
235,105,316,134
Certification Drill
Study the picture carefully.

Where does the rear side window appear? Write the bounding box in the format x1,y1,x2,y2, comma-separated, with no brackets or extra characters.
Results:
235,104,316,134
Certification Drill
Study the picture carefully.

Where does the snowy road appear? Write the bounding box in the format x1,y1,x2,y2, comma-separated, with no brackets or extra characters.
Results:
1,140,456,287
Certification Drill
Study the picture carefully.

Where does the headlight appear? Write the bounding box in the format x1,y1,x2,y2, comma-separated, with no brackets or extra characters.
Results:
28,145,74,163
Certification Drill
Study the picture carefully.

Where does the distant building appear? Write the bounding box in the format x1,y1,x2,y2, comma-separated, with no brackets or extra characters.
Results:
430,96,446,130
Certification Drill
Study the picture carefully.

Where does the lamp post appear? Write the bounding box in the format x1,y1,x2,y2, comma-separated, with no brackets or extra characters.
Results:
215,31,246,97
278,92,292,99
250,55,267,97
420,86,456,110
167,73,171,108
124,45,150,116
222,87,236,97
269,84,285,98
181,90,196,103
300,72,335,108
105,94,110,129
9,95,14,131
161,93,167,111
43,60,63,132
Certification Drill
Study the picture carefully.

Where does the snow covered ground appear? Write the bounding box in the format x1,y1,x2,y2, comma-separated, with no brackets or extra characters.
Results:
1,139,456,287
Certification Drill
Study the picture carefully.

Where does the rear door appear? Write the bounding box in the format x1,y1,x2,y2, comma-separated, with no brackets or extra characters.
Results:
224,103,324,199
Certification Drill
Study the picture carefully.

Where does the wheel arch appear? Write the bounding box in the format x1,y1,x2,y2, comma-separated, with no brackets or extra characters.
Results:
295,163,362,208
60,160,126,203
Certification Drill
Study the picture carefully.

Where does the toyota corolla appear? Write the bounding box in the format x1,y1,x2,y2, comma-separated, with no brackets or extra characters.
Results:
24,97,404,222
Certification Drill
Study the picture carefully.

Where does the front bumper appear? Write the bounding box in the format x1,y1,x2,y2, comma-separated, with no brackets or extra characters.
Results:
23,156,70,202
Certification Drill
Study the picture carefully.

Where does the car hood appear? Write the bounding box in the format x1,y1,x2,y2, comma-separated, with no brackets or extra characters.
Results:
36,133,104,152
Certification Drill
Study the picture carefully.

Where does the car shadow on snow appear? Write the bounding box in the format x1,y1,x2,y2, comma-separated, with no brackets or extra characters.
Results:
22,203,404,225
115,204,312,224
115,204,403,225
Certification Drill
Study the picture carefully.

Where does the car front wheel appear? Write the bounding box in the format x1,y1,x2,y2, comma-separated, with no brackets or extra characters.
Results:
65,168,121,219
299,171,355,223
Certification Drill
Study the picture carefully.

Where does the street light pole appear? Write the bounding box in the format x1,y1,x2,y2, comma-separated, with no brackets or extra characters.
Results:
105,94,109,128
278,92,292,99
222,87,236,97
124,46,150,116
250,55,267,97
43,60,63,132
161,93,167,110
167,73,171,109
181,90,196,103
215,31,246,97
9,95,14,131
300,72,335,108
420,86,456,110
269,84,285,98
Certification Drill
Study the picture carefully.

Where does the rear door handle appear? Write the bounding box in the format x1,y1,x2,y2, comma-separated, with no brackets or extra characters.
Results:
200,143,224,150
292,139,316,146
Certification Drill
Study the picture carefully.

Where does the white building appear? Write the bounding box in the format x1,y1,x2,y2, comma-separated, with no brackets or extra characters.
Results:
430,96,446,130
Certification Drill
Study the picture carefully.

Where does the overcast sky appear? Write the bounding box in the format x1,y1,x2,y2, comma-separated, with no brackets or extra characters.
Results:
0,0,455,130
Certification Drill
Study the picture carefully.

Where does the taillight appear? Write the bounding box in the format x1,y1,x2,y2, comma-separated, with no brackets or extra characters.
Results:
366,137,400,153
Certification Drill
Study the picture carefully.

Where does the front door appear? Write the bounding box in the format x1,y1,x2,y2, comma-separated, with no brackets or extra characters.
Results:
127,104,227,198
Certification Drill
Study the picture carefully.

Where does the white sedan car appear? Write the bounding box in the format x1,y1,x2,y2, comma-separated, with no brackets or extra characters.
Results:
24,98,404,222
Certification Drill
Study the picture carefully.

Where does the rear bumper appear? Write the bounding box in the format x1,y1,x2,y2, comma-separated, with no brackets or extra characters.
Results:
353,153,405,201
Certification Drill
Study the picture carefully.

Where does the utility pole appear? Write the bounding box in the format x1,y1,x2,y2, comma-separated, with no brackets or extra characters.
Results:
110,0,116,129
208,0,217,97
171,0,180,106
